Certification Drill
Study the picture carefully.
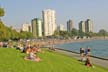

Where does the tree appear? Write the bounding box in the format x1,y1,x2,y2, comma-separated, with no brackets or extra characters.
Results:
98,29,108,37
0,7,5,17
85,32,94,37
71,28,78,36
53,30,60,38
78,30,86,38
59,31,69,39
0,21,20,41
19,31,33,39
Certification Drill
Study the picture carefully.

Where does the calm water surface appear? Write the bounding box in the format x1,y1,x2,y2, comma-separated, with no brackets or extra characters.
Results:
55,40,108,59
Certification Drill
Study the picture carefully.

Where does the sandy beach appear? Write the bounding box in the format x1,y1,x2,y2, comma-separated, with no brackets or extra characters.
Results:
31,37,108,46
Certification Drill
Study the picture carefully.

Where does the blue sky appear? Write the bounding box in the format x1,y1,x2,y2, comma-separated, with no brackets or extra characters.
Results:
0,0,108,32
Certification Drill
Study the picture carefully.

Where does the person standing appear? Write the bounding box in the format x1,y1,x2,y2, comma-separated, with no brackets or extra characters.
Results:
80,48,85,61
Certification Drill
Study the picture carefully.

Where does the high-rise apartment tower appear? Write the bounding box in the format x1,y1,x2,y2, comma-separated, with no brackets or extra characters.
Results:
42,9,56,36
67,20,73,32
31,18,42,38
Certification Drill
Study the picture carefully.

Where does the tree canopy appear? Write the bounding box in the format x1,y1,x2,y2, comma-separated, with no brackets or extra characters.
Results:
0,7,5,17
98,29,108,36
0,21,33,41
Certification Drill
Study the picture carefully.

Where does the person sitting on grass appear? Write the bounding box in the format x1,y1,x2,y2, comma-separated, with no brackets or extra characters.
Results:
32,44,42,53
24,49,41,62
85,57,92,67
25,46,31,54
36,44,42,52
32,45,37,53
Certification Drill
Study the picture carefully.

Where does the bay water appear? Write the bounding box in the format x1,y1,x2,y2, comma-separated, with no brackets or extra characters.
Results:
55,40,108,59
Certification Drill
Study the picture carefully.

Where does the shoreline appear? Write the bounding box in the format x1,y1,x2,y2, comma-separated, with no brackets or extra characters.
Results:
32,37,108,46
55,48,108,61
54,48,108,68
31,37,108,60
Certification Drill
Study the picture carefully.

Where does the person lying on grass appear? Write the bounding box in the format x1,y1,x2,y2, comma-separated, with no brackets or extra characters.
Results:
24,49,41,62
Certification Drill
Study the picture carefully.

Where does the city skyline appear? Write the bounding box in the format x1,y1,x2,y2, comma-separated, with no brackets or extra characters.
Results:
1,0,108,32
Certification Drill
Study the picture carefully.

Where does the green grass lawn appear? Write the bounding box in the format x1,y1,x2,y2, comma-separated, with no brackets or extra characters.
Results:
0,48,107,72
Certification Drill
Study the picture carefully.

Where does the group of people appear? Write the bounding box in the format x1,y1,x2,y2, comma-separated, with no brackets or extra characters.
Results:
16,40,42,62
24,45,41,62
0,40,13,48
0,39,94,67
80,47,92,67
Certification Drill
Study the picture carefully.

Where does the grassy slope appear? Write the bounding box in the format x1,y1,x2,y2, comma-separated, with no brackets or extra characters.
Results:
0,48,107,72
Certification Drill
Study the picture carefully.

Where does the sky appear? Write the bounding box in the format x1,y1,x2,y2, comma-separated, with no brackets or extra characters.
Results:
0,0,108,32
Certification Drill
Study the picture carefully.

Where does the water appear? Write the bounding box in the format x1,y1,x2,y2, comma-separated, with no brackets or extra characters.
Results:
55,40,108,59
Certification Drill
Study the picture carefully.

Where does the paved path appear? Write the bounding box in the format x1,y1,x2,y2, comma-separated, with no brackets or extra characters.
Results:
56,49,108,68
